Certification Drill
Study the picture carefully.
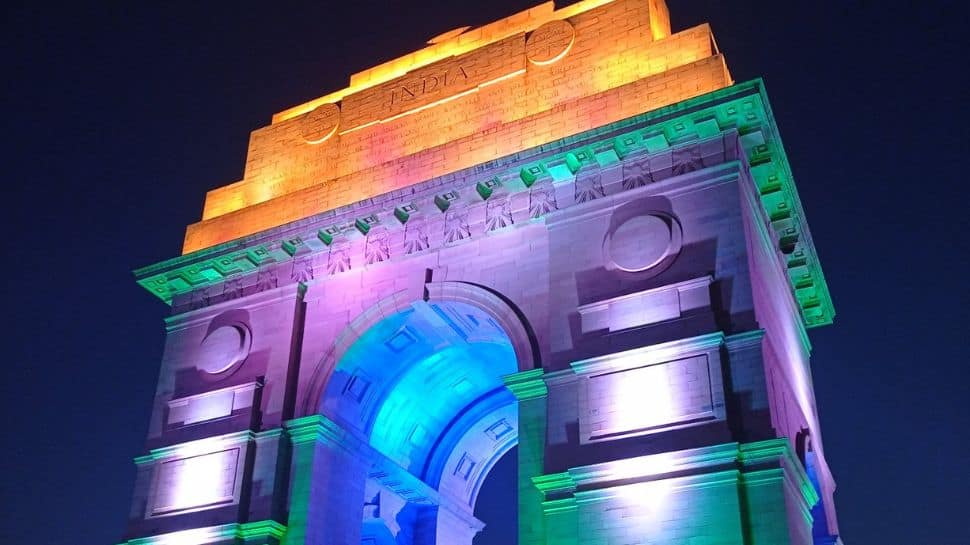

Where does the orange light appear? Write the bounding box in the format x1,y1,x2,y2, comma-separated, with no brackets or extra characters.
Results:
271,0,616,123
185,0,732,254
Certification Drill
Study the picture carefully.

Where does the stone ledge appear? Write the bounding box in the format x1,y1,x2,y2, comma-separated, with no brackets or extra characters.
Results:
118,520,286,545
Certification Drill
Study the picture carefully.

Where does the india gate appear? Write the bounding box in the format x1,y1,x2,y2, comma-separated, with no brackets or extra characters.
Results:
121,1,843,544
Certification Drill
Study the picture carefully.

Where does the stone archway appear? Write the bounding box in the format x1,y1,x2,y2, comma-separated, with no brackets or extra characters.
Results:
293,285,538,545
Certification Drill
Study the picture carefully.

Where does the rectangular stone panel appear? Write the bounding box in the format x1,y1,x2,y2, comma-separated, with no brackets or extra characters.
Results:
579,351,724,443
149,448,240,516
166,382,259,427
576,276,712,333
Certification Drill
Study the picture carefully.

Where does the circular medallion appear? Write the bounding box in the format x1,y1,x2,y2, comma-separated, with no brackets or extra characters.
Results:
300,102,340,144
604,213,682,273
196,324,251,375
526,20,575,66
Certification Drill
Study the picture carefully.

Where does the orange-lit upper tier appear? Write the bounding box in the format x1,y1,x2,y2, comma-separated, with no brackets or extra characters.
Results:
185,0,732,253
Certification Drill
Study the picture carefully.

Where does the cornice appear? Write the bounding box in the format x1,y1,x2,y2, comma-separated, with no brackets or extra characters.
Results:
502,368,548,400
283,414,362,452
570,331,725,376
739,438,819,508
573,469,741,504
724,329,766,349
532,471,576,496
540,367,578,386
532,439,818,510
133,429,276,466
118,520,286,544
135,79,833,328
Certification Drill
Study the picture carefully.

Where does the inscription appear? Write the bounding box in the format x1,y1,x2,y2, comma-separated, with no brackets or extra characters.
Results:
389,66,470,107
340,35,525,130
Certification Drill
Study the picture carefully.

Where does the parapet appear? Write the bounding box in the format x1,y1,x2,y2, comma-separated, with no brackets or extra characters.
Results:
183,0,731,253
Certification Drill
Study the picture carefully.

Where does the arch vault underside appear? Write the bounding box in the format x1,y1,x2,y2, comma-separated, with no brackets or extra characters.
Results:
322,298,522,544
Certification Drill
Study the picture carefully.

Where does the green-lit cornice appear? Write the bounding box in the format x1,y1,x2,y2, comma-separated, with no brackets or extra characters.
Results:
135,79,833,328
503,368,548,400
740,439,819,508
532,439,818,509
118,520,286,544
532,471,576,496
283,414,361,451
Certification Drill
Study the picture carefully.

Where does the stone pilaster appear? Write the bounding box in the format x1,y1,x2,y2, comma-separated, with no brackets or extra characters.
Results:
739,440,819,545
503,369,548,545
283,415,368,545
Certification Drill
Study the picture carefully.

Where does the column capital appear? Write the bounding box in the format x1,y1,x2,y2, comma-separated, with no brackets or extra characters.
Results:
283,414,362,453
503,368,547,400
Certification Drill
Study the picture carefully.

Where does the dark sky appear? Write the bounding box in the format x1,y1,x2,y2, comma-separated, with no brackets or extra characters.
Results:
2,1,967,544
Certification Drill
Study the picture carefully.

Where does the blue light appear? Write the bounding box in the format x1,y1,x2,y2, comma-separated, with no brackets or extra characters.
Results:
332,301,517,476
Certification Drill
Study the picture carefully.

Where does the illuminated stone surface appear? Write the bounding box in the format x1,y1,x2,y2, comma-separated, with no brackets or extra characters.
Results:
525,20,575,65
300,103,341,145
121,1,843,544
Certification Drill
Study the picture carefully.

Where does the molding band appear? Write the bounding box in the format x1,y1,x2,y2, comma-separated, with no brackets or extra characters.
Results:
503,368,548,400
118,520,286,545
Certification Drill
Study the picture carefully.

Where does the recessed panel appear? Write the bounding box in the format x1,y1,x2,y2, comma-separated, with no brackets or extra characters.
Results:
150,448,240,516
582,355,720,443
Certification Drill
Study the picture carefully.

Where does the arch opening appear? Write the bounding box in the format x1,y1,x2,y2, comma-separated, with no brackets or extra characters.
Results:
321,299,522,545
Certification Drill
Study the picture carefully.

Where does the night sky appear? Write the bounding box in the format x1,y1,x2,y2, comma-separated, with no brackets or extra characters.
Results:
2,1,966,544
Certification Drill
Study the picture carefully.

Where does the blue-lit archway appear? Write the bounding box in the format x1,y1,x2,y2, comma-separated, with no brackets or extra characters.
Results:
319,294,527,545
